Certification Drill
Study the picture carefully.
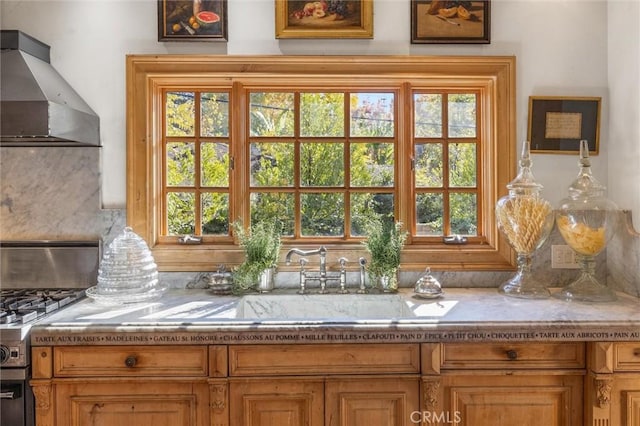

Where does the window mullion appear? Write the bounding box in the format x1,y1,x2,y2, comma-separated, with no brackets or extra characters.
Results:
344,91,352,239
194,92,202,235
293,91,302,238
398,82,412,236
161,90,169,237
442,95,451,237
231,81,247,229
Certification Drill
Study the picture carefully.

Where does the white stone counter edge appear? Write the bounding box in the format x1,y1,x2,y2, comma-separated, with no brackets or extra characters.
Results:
30,288,640,345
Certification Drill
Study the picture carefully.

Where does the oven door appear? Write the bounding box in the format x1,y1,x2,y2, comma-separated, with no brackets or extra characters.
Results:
1,369,35,426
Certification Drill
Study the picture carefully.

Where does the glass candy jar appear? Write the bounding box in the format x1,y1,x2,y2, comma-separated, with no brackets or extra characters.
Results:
555,140,618,302
496,141,554,298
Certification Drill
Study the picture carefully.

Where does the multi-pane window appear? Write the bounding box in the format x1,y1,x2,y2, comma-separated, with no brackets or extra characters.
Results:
413,92,480,239
128,56,515,271
164,91,231,237
161,87,482,243
248,91,395,239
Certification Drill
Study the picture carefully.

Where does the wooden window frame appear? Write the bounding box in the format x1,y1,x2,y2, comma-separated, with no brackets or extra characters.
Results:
127,55,516,272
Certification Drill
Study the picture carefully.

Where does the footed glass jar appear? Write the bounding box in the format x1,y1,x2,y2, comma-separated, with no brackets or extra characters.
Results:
496,141,554,298
555,140,618,302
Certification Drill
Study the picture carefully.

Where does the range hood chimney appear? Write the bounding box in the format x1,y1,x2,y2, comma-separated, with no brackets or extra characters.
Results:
0,30,100,146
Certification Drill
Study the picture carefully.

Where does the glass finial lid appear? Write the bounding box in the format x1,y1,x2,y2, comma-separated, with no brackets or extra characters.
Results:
555,140,618,302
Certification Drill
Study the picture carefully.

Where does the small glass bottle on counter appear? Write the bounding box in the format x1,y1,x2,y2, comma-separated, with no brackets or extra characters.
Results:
495,141,554,298
555,140,618,302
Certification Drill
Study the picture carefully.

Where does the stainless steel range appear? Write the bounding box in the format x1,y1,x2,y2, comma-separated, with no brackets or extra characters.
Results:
0,240,100,426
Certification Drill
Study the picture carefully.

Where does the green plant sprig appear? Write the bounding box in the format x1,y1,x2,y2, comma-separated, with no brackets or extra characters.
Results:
231,220,282,294
362,219,407,278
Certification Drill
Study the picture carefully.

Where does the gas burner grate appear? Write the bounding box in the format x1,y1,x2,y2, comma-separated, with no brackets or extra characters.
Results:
0,289,86,326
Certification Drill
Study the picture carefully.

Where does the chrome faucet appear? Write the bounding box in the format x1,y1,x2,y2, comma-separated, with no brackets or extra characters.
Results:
285,246,328,293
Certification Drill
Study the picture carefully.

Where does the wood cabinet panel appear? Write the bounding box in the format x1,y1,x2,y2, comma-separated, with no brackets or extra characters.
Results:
440,374,583,426
609,374,640,426
441,342,585,369
35,339,626,426
54,345,208,377
229,343,420,376
587,343,640,425
325,376,420,426
614,343,640,372
54,380,209,426
229,378,324,426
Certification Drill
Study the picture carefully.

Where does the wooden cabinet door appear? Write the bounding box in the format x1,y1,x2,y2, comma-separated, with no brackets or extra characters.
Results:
440,374,583,426
229,378,324,426
609,374,640,426
325,377,420,426
55,381,209,426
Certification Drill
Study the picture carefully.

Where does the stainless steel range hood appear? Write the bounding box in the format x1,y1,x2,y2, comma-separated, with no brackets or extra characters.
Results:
0,30,100,146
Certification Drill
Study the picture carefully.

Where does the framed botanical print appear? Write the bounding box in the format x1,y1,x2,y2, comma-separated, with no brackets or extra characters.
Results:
275,0,374,39
411,0,490,44
158,0,228,41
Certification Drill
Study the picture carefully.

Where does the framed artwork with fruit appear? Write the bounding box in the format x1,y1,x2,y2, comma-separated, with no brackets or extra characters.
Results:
275,0,373,39
411,0,490,44
158,0,227,41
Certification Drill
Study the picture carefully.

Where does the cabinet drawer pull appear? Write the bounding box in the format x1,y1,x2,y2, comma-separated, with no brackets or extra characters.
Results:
506,350,518,360
633,349,640,357
124,356,137,368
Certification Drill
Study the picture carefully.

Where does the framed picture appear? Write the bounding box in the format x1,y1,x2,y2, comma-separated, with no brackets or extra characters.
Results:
411,1,490,44
528,96,601,155
158,0,228,41
275,0,373,39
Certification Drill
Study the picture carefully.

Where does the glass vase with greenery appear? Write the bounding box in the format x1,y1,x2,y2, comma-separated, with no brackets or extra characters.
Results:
362,219,408,292
232,220,282,294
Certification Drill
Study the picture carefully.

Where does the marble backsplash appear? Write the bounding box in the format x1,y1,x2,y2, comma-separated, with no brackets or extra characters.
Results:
607,211,640,297
0,147,124,242
1,146,638,296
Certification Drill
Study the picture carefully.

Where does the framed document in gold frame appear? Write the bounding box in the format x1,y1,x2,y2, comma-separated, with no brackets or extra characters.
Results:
528,96,601,155
275,0,373,39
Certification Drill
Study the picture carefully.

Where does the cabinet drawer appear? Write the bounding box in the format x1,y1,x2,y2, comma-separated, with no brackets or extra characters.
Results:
229,343,420,376
441,342,585,369
613,343,640,371
54,345,208,377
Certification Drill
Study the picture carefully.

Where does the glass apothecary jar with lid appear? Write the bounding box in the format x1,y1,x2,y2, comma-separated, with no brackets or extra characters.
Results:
495,141,554,298
555,140,618,302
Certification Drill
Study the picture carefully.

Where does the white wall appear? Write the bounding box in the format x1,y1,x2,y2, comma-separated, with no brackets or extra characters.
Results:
0,0,618,210
607,1,640,226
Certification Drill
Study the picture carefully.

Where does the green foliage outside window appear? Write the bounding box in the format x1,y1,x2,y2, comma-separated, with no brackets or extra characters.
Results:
164,89,479,240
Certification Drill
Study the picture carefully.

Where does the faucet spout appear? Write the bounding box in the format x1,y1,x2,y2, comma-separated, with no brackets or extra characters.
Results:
285,246,327,265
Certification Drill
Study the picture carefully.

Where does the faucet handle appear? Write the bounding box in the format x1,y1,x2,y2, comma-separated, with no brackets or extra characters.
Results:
297,258,308,294
338,257,348,269
338,257,349,294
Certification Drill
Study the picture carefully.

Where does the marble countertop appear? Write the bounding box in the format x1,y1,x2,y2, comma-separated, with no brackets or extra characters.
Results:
31,288,640,346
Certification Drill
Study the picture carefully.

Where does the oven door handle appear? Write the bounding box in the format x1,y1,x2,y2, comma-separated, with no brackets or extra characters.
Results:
0,385,22,400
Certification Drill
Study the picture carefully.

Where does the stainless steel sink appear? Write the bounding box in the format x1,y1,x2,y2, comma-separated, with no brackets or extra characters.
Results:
236,293,416,319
